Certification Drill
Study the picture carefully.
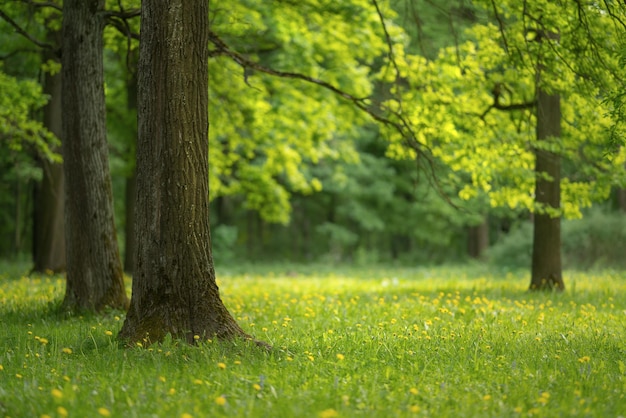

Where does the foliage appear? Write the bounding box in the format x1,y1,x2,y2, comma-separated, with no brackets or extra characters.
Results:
0,69,60,255
488,206,626,270
1,265,626,417
380,1,626,218
208,0,394,223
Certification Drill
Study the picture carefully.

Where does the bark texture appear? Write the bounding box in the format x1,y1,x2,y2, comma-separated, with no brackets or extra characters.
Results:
119,0,252,345
61,0,128,311
530,87,564,291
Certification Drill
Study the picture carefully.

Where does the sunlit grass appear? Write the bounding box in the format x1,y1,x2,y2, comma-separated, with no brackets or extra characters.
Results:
1,264,625,417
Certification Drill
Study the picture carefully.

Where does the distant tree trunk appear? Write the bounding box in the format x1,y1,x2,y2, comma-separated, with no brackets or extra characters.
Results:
124,55,138,274
61,0,128,311
467,217,489,259
617,163,626,212
618,188,626,212
530,84,564,291
33,38,66,273
119,0,256,346
124,171,136,273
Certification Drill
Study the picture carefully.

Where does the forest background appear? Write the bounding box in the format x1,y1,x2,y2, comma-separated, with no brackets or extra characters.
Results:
1,0,626,276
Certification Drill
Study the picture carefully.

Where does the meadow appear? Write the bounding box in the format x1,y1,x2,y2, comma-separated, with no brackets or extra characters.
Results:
1,263,625,418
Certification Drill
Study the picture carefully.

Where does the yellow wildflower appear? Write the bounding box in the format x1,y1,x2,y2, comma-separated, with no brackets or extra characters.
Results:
318,409,338,418
98,407,111,417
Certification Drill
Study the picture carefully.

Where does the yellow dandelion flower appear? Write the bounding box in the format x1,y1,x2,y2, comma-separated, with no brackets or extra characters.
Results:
578,356,590,363
168,388,176,395
215,396,226,406
98,407,111,417
62,348,72,354
217,362,226,369
193,335,200,341
181,414,193,418
104,331,113,336
318,409,338,418
409,388,418,395
234,360,241,365
15,373,23,379
253,383,261,391
308,355,314,361
57,406,68,417
51,389,63,399
410,405,420,413
39,338,49,345
193,379,203,385
483,395,492,401
336,353,345,361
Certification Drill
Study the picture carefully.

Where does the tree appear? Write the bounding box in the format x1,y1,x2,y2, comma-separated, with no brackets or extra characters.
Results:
118,0,254,345
61,0,128,311
379,1,626,290
33,29,65,274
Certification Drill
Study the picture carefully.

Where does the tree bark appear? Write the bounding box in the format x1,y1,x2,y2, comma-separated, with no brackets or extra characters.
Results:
61,0,129,311
119,0,256,346
530,86,564,291
33,37,66,274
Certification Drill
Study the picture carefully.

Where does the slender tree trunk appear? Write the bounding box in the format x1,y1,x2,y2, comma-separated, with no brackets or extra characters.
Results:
124,172,137,273
124,57,138,274
530,86,564,291
33,39,66,273
119,0,256,346
467,217,489,260
61,0,128,311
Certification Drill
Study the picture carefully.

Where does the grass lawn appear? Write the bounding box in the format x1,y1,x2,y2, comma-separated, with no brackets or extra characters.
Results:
1,263,625,417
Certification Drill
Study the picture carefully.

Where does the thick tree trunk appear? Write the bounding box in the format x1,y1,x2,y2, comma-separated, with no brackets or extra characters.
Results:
33,41,66,273
61,0,128,311
530,87,564,291
119,0,254,346
467,217,489,260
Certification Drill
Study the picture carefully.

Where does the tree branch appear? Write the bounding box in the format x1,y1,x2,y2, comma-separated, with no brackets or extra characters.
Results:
208,28,462,209
22,0,62,12
0,9,56,51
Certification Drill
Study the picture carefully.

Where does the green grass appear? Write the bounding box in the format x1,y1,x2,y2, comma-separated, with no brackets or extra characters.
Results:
1,264,625,417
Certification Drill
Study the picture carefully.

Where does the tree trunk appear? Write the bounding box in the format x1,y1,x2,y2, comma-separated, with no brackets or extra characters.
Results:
61,0,128,311
124,57,138,274
467,217,489,260
530,87,564,291
119,0,255,346
33,39,66,273
124,172,137,273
